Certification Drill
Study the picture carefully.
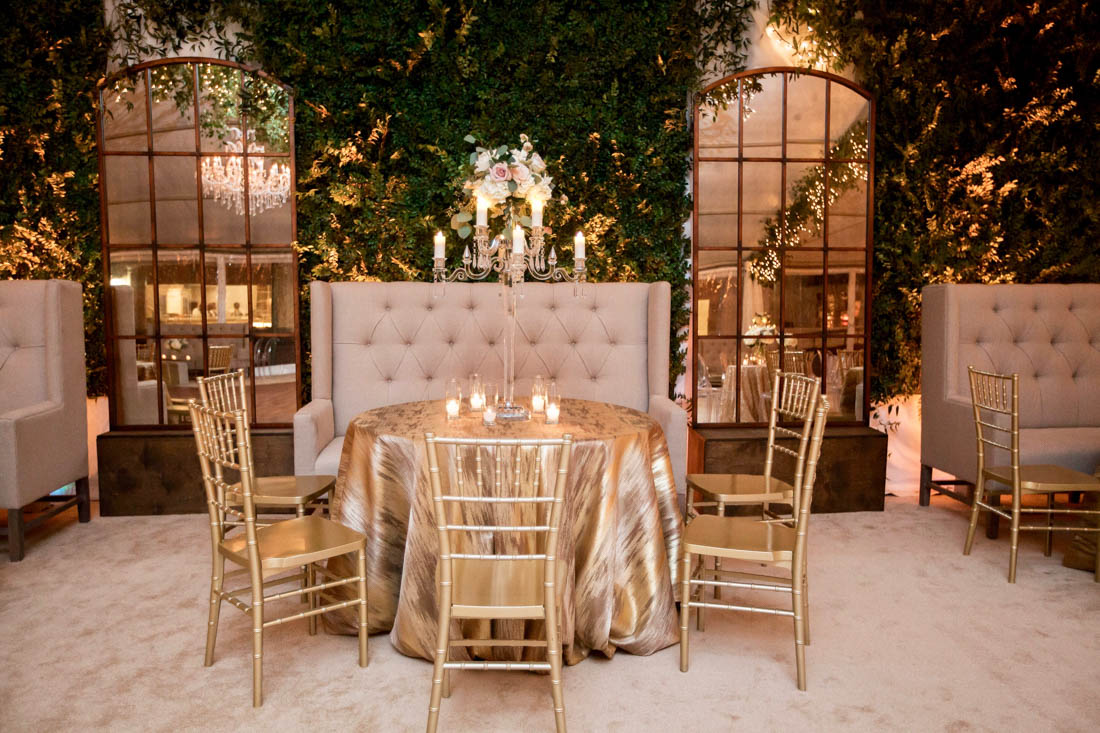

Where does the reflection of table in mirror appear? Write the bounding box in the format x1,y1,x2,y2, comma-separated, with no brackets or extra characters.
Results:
696,364,771,423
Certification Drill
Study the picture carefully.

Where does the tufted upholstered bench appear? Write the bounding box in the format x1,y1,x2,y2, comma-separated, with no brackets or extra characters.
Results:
920,283,1100,507
294,280,687,493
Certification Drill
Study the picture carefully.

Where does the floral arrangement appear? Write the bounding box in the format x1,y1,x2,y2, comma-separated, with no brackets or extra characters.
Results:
743,313,776,346
450,133,554,239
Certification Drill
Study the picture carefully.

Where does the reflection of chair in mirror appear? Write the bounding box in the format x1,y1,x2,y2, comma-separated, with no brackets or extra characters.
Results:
836,349,864,418
208,344,234,374
783,349,806,375
679,398,829,690
199,369,334,519
963,368,1100,583
424,434,574,733
189,401,368,707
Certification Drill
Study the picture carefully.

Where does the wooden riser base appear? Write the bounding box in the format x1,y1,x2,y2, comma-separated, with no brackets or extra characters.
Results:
97,430,293,515
688,426,887,513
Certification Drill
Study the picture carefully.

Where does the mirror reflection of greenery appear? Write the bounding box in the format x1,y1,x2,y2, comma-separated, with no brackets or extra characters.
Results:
697,77,764,124
747,119,869,284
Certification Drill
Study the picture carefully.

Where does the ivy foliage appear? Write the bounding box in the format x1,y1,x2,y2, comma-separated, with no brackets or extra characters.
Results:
768,0,1100,401
105,0,758,397
0,1,111,394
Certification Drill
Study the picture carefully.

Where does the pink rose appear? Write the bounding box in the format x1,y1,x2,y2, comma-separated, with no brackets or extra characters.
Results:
510,162,531,183
489,163,512,182
529,153,546,174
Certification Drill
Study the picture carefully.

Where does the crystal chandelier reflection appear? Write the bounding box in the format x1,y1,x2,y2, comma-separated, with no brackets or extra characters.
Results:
201,127,291,216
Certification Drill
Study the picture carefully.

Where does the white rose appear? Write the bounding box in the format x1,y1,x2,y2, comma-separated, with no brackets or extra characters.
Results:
474,151,492,173
515,177,534,197
531,177,553,201
529,152,546,174
510,147,528,163
511,162,531,183
481,179,511,204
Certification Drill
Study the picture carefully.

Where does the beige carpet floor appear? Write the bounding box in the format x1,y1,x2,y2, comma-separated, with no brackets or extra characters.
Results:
2,492,1098,732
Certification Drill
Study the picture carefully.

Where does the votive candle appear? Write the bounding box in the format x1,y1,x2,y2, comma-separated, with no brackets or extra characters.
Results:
445,398,460,419
483,404,497,425
545,402,560,424
531,393,545,413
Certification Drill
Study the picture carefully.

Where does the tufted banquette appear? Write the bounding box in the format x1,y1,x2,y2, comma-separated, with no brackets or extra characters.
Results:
294,280,687,492
920,283,1100,504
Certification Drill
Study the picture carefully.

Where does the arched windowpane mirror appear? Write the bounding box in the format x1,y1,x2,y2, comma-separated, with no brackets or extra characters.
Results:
693,68,874,426
98,60,298,428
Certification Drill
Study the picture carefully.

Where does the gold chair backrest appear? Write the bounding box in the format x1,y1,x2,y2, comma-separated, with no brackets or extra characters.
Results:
188,401,262,576
208,344,234,374
783,350,805,375
198,368,250,417
792,399,829,562
764,370,821,515
967,367,1019,474
424,434,573,611
838,349,863,372
764,345,780,374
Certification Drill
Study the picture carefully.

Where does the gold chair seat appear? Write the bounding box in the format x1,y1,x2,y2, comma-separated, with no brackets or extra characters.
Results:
450,558,546,619
982,464,1100,493
687,472,795,504
220,514,365,570
683,514,795,564
227,474,335,506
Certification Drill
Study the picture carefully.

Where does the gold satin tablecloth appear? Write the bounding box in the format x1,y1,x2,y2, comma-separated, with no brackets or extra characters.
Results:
323,398,682,665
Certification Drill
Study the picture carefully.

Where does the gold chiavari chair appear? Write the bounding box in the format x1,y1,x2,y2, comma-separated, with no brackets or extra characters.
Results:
198,369,333,518
424,433,573,733
686,371,819,621
189,401,369,707
679,398,828,691
963,367,1100,583
207,343,234,374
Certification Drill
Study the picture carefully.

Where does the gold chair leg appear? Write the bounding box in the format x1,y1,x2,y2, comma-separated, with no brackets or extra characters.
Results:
442,669,451,699
545,605,566,732
713,501,725,601
964,474,985,555
426,605,450,732
793,590,807,691
357,548,369,667
204,556,224,666
679,549,691,672
299,503,309,603
308,563,318,636
1044,494,1054,557
802,564,810,646
696,559,706,632
1008,492,1021,583
252,600,264,707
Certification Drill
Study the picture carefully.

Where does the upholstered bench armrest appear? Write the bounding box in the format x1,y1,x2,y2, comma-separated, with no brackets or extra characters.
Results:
293,399,335,475
0,400,65,507
648,394,688,496
920,394,978,484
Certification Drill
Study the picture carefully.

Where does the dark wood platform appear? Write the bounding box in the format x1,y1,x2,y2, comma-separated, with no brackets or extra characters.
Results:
688,426,887,513
97,429,294,515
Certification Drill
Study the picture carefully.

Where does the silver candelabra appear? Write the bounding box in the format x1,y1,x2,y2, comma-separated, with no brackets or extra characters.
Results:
433,224,587,421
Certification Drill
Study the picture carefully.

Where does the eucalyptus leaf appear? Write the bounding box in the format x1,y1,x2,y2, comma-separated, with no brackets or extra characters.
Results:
456,211,472,222
463,134,477,143
507,180,518,192
457,225,472,239
519,216,532,227
468,152,477,165
450,214,462,229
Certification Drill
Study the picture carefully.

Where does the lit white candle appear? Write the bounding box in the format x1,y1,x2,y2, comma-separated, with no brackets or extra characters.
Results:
434,231,445,260
545,402,560,424
513,225,525,254
445,398,460,419
530,197,544,228
469,392,484,410
476,195,488,227
483,404,497,425
574,230,585,260
531,393,545,413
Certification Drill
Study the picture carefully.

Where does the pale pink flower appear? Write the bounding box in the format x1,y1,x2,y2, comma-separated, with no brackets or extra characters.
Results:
489,162,512,182
529,153,546,174
511,162,531,183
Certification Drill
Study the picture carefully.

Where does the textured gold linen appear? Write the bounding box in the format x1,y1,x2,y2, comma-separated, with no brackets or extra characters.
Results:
323,398,682,665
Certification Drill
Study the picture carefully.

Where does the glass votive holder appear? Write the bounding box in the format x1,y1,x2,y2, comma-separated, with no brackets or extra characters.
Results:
468,373,484,412
531,374,546,414
445,378,461,420
482,382,498,425
545,381,560,424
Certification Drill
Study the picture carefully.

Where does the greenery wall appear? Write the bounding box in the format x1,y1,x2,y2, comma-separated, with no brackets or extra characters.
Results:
769,0,1100,400
1,1,110,394
4,1,1097,403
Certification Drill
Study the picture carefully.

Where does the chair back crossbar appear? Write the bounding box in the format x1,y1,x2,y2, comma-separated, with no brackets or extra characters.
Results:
424,433,573,733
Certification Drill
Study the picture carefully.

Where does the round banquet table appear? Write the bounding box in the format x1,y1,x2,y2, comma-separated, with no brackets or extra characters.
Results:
321,398,682,665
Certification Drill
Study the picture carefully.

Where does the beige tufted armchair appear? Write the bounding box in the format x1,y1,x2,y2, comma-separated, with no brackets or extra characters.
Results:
920,283,1100,505
294,281,687,493
1,280,90,560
